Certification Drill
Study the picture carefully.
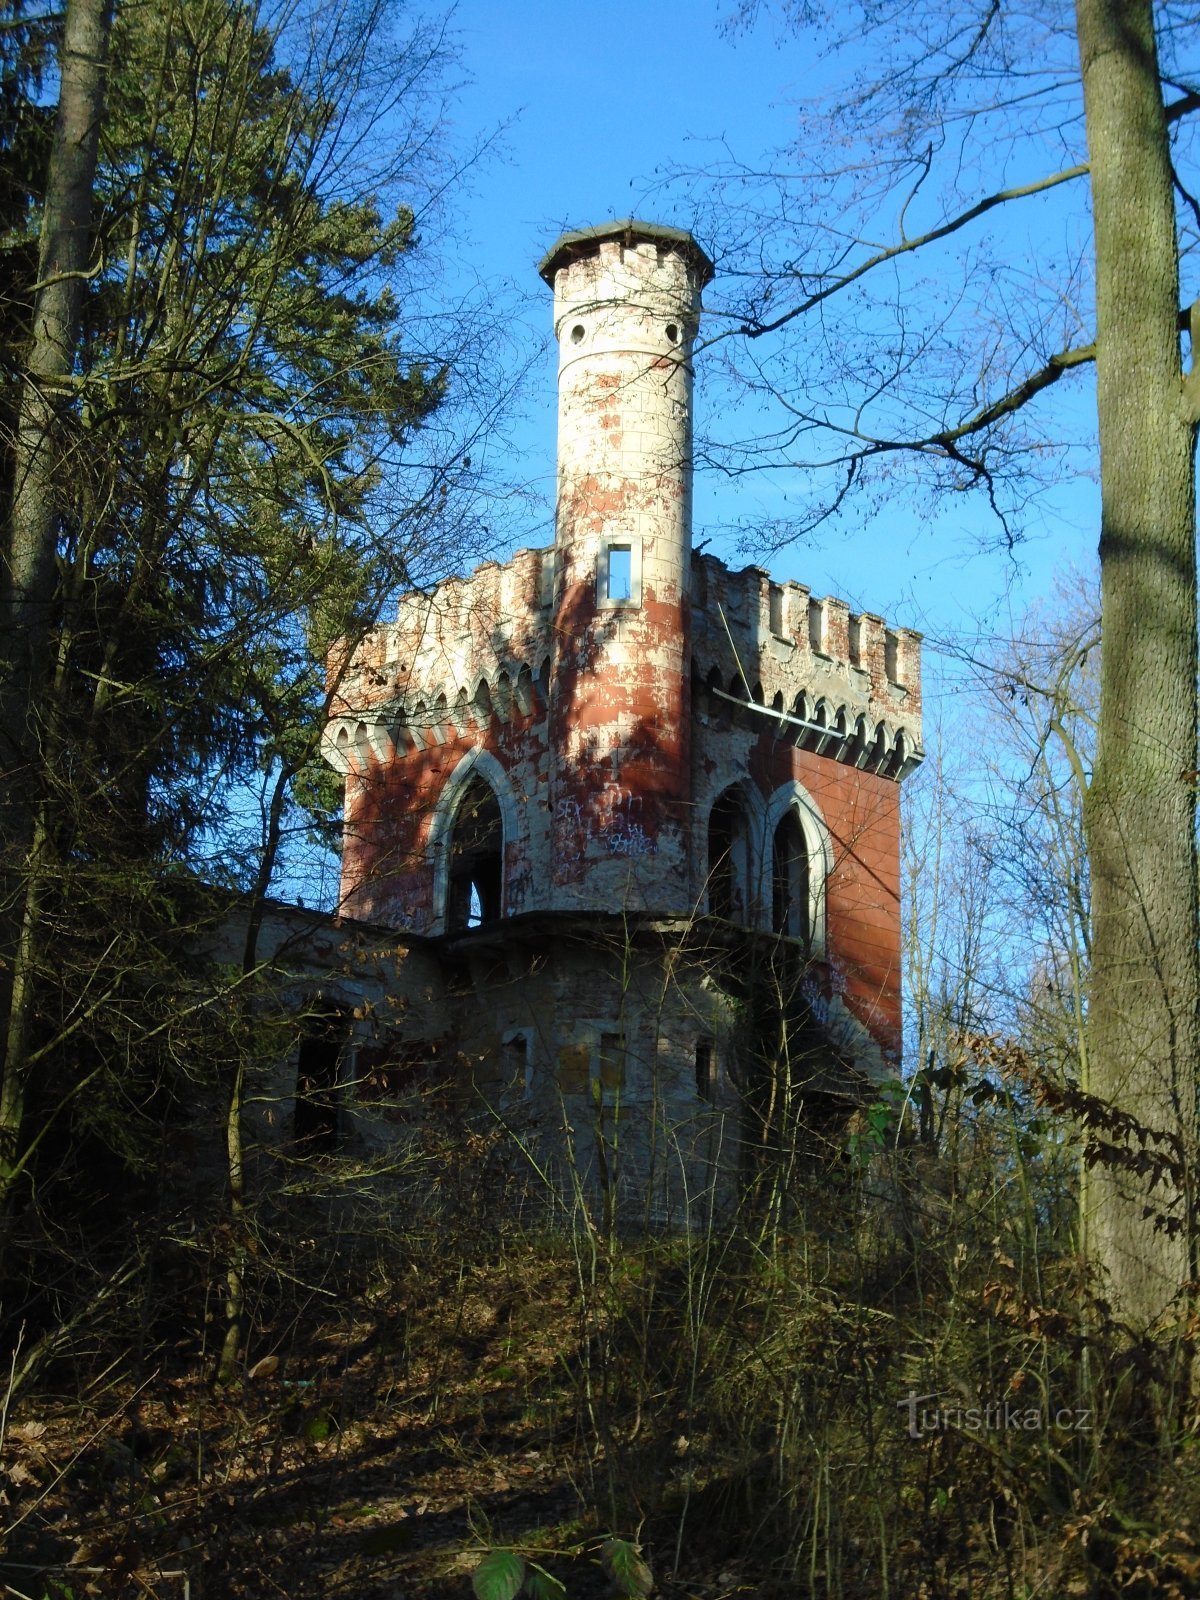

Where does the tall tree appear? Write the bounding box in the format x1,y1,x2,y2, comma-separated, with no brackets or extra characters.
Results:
0,0,113,1198
686,1,1198,1331
0,0,497,1282
1074,0,1197,1334
2,0,110,780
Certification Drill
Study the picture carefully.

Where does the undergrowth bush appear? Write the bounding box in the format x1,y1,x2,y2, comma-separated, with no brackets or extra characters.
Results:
4,1039,1200,1600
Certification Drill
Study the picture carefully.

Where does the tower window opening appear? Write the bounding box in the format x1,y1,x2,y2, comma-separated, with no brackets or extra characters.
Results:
447,776,503,932
570,323,585,344
773,808,811,944
606,544,633,602
665,322,680,343
695,1038,716,1103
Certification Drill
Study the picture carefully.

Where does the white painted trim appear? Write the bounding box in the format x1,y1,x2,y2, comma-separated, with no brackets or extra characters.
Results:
322,717,394,774
426,747,522,934
597,536,643,610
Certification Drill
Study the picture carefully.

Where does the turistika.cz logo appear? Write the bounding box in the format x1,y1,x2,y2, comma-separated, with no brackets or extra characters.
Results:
897,1390,1093,1439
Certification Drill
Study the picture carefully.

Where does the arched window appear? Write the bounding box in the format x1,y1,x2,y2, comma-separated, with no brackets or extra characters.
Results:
763,780,830,955
447,776,503,931
772,808,810,943
708,787,750,921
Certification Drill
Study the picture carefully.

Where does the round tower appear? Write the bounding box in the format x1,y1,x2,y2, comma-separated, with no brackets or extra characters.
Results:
538,220,713,906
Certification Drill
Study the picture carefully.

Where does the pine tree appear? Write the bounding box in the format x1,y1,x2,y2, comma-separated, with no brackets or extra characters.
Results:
0,0,482,1302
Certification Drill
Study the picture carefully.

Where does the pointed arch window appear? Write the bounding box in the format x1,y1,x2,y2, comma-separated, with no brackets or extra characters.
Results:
447,776,503,931
708,787,751,921
772,808,811,943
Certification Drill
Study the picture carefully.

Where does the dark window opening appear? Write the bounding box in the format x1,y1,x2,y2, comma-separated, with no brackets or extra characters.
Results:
503,1034,528,1094
772,809,811,943
695,1038,716,1103
599,1031,626,1093
355,1039,450,1122
705,665,725,722
294,1005,347,1151
447,776,503,931
708,788,746,920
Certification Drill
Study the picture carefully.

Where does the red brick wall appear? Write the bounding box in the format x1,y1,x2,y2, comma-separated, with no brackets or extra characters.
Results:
757,738,903,1063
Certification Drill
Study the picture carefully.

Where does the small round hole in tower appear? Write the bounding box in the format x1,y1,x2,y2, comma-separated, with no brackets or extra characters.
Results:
665,322,680,343
570,323,585,344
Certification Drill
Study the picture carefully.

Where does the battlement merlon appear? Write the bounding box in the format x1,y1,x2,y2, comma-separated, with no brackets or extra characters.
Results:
537,218,715,294
691,555,923,779
323,544,555,753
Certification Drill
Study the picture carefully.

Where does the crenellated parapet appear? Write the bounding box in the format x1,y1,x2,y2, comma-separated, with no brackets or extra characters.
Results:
324,540,926,784
691,554,923,780
324,545,556,773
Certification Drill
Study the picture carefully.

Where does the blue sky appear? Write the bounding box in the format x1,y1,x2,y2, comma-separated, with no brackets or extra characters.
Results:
431,0,1099,684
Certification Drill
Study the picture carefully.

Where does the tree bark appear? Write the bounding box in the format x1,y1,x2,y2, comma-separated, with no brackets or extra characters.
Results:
1076,0,1199,1330
3,0,111,777
0,0,112,1187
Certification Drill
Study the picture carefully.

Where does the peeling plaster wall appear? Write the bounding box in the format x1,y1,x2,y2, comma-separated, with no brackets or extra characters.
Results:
204,902,446,1152
544,235,703,909
689,553,919,1071
692,555,922,772
327,538,916,1074
316,220,925,1205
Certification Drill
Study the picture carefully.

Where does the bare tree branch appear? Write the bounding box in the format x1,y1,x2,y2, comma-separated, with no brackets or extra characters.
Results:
712,162,1089,346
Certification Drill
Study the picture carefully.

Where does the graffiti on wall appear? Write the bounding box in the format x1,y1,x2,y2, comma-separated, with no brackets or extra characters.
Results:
554,785,659,865
597,784,657,857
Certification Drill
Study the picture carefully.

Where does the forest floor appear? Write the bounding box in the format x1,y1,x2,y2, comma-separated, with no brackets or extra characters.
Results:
7,1209,1200,1600
0,1244,752,1600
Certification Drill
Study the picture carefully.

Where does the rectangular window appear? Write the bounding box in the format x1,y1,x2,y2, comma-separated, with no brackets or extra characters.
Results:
606,544,632,602
354,1040,450,1123
695,1039,716,1103
768,583,785,636
599,1032,626,1091
503,1033,529,1095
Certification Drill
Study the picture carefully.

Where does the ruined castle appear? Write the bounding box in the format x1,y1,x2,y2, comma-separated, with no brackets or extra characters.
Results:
309,220,923,1218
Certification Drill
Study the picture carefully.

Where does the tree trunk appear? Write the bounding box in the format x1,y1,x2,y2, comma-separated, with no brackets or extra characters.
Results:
0,0,112,1190
217,761,296,1384
3,0,112,783
1076,0,1199,1330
